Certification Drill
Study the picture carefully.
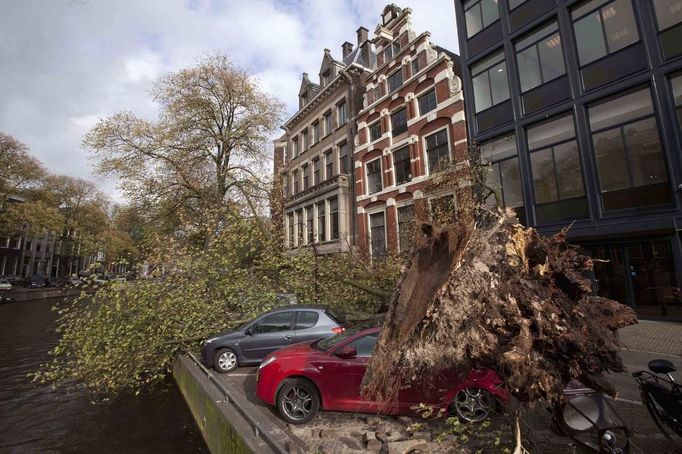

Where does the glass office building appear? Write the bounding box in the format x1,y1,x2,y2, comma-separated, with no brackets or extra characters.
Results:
454,0,682,319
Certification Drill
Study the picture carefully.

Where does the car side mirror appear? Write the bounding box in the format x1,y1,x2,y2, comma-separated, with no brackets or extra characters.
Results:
335,345,357,359
244,328,252,336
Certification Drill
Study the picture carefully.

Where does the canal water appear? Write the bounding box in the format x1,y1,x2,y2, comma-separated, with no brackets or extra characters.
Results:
0,296,208,453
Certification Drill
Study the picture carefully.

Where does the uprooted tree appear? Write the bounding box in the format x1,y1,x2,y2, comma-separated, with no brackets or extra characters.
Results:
362,149,638,409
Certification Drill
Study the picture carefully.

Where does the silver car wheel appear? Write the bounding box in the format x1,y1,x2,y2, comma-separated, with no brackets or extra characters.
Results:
453,387,492,423
217,351,237,371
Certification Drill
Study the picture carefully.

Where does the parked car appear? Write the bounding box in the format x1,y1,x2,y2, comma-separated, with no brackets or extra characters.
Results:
256,325,509,424
26,275,47,289
0,279,12,291
201,306,344,374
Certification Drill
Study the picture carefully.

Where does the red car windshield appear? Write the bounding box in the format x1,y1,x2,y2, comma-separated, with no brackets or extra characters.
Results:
314,324,376,351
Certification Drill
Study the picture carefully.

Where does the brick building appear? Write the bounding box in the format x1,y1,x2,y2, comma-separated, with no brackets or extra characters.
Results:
354,5,466,257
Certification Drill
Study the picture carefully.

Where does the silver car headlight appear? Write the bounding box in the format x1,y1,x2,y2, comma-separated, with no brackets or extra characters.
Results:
259,356,277,369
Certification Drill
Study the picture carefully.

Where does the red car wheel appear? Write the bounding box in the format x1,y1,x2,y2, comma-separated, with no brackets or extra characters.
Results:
276,378,320,424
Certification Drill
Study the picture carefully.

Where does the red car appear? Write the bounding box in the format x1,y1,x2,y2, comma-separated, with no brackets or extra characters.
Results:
256,325,509,424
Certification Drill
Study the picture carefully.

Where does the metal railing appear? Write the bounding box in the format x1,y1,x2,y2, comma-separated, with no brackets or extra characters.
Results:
185,351,289,454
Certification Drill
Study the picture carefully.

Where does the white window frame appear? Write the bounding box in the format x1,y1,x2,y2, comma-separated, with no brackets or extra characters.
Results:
366,207,388,258
421,126,452,176
365,157,383,195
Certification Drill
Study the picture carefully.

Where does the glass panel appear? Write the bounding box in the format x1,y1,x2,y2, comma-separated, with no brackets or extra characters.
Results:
348,333,379,357
509,0,526,9
554,141,586,198
295,311,319,329
471,51,505,76
531,148,558,203
481,0,500,27
516,22,559,50
625,117,668,187
654,0,682,31
253,312,293,334
602,0,639,53
528,115,575,150
370,212,386,257
572,0,610,19
489,62,510,105
574,12,607,65
481,133,517,162
472,71,492,112
485,163,502,208
466,4,483,37
500,157,524,207
671,75,682,106
398,205,415,252
517,46,542,92
538,32,565,82
593,128,629,191
589,88,654,131
592,244,629,306
418,90,437,114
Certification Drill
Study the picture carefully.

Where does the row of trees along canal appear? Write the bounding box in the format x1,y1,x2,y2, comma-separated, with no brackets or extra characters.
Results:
0,135,137,275
29,54,404,396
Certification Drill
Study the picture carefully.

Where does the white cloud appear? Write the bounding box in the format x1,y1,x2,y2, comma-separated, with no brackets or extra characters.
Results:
0,0,459,203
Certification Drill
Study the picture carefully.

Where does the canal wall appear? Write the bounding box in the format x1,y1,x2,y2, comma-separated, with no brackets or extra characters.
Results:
3,287,82,302
172,354,292,454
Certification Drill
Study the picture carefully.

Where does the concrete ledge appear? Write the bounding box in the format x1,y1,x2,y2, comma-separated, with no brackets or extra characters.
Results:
173,355,293,454
3,287,82,302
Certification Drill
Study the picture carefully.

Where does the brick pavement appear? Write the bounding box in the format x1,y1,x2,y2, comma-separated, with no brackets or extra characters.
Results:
619,320,682,356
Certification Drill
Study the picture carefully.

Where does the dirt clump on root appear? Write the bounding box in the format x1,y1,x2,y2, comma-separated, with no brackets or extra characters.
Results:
362,209,637,406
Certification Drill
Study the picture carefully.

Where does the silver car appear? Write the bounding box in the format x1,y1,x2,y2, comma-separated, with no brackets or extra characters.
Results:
200,306,345,373
0,279,12,291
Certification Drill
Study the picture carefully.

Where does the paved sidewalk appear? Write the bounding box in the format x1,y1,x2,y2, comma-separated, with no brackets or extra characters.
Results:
619,320,682,357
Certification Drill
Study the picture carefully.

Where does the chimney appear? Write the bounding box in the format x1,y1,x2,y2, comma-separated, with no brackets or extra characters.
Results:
342,41,353,58
356,26,369,46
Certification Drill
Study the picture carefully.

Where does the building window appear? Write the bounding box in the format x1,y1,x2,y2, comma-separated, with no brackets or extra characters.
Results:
366,159,383,194
671,74,682,126
329,197,339,240
572,0,639,67
287,213,294,246
292,137,299,157
388,69,404,93
369,212,387,257
339,142,349,174
515,22,565,93
527,115,588,223
418,89,437,115
324,111,332,137
393,146,411,185
588,87,671,211
370,121,382,141
283,175,289,197
317,201,326,242
337,101,347,125
302,129,309,150
397,205,415,252
302,164,309,190
384,41,401,62
471,51,510,113
373,85,382,102
411,59,420,75
325,150,333,179
293,169,299,194
305,206,314,244
425,129,450,173
464,0,500,38
312,121,320,144
322,69,331,86
313,158,321,185
653,0,682,58
391,108,408,136
481,134,525,221
296,209,304,244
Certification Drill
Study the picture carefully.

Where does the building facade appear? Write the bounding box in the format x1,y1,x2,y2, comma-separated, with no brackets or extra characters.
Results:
355,5,466,257
278,29,375,254
454,0,682,319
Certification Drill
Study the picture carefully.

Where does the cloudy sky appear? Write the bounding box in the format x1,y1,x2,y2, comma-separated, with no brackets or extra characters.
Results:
0,0,458,201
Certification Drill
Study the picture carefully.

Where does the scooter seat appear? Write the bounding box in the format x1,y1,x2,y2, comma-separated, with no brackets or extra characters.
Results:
648,359,677,374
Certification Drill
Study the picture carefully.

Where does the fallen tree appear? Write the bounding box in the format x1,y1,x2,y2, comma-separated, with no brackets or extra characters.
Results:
362,204,637,406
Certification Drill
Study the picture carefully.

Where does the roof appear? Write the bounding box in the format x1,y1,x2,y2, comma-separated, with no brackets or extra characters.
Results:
434,45,462,77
